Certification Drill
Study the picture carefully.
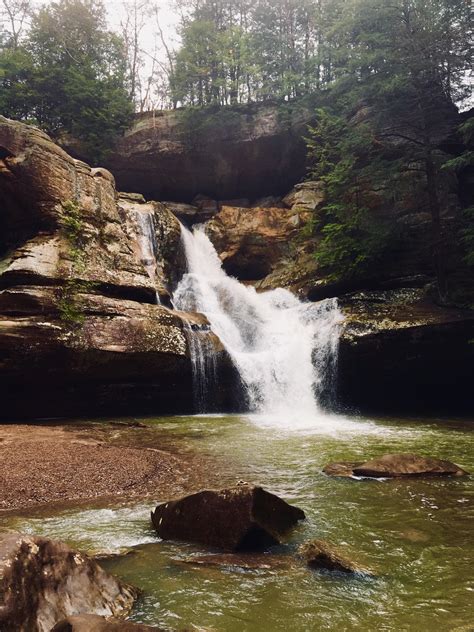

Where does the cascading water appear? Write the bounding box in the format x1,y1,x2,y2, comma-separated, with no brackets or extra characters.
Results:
131,210,161,304
173,224,344,426
182,321,218,413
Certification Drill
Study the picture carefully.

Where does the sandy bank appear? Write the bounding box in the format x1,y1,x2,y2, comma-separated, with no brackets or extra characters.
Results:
0,421,208,511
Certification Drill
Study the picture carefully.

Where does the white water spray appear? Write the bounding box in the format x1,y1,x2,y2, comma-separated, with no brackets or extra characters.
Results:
173,225,344,426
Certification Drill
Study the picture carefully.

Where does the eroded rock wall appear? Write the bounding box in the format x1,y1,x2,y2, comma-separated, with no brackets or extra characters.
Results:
75,103,312,202
0,116,233,420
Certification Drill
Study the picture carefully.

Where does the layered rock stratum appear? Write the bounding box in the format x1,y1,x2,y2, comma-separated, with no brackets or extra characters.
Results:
0,116,232,420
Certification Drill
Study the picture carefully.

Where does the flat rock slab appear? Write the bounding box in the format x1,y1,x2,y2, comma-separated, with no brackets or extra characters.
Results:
173,552,294,571
324,453,468,478
299,539,373,575
0,533,138,632
52,615,163,631
151,483,305,551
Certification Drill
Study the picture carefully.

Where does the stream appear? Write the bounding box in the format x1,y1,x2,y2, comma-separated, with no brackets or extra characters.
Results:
2,413,472,631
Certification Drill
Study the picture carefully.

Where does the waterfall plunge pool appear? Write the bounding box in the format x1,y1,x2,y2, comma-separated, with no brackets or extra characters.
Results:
2,413,472,632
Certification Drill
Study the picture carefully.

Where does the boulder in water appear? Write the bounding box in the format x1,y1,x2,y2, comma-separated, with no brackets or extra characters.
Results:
324,453,468,478
353,453,468,478
51,615,163,631
298,540,373,575
0,533,138,632
151,482,305,551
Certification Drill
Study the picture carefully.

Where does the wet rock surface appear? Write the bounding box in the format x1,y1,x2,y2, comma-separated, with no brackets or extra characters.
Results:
52,614,164,632
322,461,362,478
298,539,373,575
0,533,137,632
151,483,305,551
324,453,469,478
352,453,469,478
337,289,474,414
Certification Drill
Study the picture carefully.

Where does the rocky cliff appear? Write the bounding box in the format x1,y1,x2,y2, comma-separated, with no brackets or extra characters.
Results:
67,102,313,202
0,116,233,420
1,112,473,419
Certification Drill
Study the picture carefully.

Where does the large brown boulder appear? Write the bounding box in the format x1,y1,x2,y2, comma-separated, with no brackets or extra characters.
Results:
151,483,305,551
323,453,468,478
52,614,163,632
0,533,138,632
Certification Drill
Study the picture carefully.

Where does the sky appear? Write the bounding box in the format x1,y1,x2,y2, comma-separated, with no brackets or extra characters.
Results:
32,0,181,107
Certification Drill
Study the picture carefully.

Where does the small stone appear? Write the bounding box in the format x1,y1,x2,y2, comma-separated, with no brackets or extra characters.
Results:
322,462,361,477
298,539,373,575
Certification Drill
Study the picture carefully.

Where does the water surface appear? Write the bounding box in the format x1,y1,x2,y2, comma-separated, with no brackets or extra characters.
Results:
2,413,473,631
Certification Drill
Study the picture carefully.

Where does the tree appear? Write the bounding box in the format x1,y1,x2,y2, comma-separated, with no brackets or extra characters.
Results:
304,0,471,300
27,0,133,158
307,108,397,279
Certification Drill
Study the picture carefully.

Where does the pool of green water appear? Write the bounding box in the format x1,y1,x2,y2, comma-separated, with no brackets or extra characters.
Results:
2,413,473,631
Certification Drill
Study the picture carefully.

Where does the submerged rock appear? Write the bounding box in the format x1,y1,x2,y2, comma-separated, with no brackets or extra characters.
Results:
52,615,163,631
298,539,373,575
173,552,294,571
0,533,138,632
352,453,468,478
322,461,361,478
324,453,469,478
151,483,305,551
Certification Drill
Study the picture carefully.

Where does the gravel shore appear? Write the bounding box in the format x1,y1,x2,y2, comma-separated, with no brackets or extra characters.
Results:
0,422,206,511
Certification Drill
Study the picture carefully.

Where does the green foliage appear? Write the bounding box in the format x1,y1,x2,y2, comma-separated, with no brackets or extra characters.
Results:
0,0,133,161
56,279,87,324
60,199,84,248
56,199,92,324
306,108,396,280
459,206,474,268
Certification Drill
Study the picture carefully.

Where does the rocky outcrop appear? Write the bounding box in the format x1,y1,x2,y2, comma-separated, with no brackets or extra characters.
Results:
323,454,468,478
205,204,311,280
52,615,163,632
0,533,137,632
0,116,233,420
151,483,305,551
337,289,474,414
298,540,372,575
82,102,312,202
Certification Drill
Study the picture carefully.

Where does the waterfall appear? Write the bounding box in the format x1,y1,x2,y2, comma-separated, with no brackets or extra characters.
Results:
173,224,344,425
131,210,161,304
182,321,218,413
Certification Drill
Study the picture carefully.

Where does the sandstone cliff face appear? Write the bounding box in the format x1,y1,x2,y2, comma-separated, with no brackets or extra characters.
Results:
0,116,232,420
85,103,312,202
